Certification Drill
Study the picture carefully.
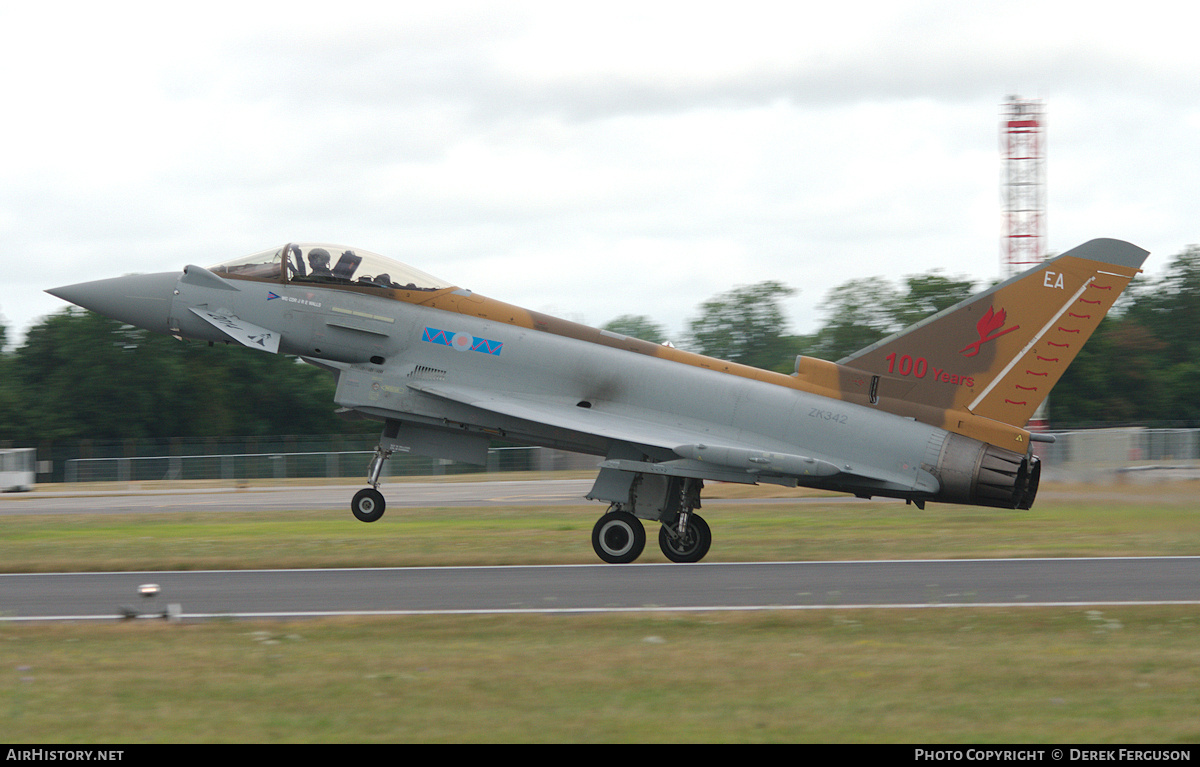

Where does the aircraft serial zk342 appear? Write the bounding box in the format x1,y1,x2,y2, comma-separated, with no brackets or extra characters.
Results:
48,238,1148,563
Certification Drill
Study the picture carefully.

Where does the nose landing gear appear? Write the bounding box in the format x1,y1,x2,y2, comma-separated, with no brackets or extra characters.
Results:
351,442,392,523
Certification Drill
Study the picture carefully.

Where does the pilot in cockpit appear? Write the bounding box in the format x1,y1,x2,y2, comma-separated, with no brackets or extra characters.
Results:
308,248,334,277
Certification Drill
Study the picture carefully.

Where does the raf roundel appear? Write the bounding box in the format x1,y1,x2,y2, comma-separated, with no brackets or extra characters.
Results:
451,332,472,352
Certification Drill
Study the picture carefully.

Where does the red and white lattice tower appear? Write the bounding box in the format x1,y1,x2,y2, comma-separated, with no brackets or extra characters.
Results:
1000,96,1046,277
1001,96,1051,430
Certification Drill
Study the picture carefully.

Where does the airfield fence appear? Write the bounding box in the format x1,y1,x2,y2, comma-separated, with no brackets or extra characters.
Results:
1035,427,1200,481
60,444,596,484
10,427,1200,486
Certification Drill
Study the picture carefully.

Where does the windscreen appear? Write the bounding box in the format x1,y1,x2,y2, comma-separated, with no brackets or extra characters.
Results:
209,247,284,280
210,244,452,291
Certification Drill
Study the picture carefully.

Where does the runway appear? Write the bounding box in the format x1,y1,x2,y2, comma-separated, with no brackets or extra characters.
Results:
0,478,599,515
3,557,1199,621
1,477,1177,516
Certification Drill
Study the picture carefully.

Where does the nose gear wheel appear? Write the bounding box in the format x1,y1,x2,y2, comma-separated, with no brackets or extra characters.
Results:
352,487,386,523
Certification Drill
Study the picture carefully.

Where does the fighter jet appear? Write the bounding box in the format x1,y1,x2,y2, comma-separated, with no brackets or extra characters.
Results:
47,238,1148,563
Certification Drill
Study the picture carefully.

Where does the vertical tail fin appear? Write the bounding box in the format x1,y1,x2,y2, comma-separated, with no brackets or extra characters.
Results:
838,239,1148,428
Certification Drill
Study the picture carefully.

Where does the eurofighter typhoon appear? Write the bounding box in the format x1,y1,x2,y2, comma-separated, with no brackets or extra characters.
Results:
48,239,1148,563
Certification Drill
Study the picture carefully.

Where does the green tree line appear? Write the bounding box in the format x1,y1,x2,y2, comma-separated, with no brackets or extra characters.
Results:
0,310,368,443
1,246,1197,444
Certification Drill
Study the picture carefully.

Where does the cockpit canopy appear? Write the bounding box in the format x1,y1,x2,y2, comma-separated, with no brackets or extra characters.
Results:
209,243,452,291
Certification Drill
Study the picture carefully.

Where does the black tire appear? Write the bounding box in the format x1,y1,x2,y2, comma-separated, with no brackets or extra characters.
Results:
658,513,711,563
351,488,386,523
591,510,646,564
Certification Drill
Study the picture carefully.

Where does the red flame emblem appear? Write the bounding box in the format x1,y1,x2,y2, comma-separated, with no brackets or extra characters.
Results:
960,307,1020,357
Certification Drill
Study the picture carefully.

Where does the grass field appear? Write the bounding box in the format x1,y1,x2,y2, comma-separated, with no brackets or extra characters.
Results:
4,608,1200,743
2,480,1199,742
3,486,1200,571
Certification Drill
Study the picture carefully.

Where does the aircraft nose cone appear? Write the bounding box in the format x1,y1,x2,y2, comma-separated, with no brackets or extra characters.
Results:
45,272,180,334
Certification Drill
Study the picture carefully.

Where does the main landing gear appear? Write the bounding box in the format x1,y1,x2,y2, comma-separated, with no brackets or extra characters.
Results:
591,509,645,564
590,504,712,564
588,473,711,564
657,511,711,564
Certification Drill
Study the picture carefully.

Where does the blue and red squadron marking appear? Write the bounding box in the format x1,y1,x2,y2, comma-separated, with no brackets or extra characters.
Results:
422,327,503,356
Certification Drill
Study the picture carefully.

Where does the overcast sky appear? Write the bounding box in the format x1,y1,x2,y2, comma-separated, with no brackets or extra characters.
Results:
3,1,1197,348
